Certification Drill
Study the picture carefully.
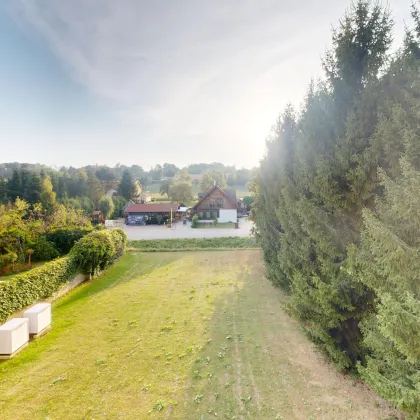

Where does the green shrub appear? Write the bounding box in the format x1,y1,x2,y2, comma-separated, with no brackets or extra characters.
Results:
32,236,60,261
109,228,127,259
46,227,94,255
70,229,127,277
191,214,199,228
0,257,76,323
128,237,257,252
0,228,127,322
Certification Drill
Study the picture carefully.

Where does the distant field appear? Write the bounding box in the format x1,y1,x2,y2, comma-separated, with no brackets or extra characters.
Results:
0,251,401,420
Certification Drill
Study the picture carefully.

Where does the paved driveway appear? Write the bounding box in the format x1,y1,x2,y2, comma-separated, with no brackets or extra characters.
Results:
123,218,253,240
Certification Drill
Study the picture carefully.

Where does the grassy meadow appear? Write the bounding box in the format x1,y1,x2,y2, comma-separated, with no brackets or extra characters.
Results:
0,251,401,420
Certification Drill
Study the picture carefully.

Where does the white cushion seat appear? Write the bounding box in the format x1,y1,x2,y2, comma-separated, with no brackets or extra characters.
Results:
0,318,29,355
23,303,52,335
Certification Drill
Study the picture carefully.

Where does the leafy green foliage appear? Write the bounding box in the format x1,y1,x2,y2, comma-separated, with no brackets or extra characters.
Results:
70,228,127,277
0,228,126,323
191,214,199,228
0,199,92,268
45,227,93,255
159,179,173,198
0,256,76,323
169,181,193,204
39,175,56,213
98,196,114,219
200,170,227,191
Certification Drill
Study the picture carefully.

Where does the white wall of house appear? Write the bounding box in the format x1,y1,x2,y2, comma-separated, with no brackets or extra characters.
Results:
218,209,237,223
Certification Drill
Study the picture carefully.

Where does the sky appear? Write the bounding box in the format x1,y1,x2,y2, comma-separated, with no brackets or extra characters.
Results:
0,0,414,169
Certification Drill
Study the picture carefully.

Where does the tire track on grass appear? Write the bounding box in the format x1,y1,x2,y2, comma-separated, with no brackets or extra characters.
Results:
172,255,217,420
237,272,262,415
232,288,246,420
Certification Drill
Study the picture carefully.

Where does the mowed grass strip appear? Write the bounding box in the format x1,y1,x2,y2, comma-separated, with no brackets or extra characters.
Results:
127,236,257,252
0,251,401,420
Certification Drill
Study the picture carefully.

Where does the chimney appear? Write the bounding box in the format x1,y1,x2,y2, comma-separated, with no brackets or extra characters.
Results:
213,180,217,186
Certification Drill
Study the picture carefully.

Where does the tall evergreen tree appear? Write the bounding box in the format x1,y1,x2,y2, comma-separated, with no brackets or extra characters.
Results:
0,178,8,204
7,169,22,201
117,170,136,201
254,0,394,370
354,158,420,416
25,172,43,204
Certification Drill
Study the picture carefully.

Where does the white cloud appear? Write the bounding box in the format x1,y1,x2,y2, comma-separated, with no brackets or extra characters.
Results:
9,0,414,167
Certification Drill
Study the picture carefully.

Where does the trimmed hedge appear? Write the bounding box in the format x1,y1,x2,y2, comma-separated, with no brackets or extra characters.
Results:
0,257,76,323
70,228,127,277
0,228,127,323
46,227,94,255
128,237,258,252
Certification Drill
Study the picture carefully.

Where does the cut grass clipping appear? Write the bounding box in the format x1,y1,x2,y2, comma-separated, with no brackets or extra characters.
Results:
128,236,258,252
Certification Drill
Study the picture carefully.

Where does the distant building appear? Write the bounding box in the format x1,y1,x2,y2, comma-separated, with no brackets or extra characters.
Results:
192,185,237,223
124,203,179,225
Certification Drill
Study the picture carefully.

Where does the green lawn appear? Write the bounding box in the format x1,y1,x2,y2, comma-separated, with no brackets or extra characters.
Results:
0,251,401,420
128,237,257,251
197,222,235,229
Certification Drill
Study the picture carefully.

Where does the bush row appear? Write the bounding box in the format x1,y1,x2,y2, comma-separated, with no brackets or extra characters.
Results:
0,257,76,323
128,237,257,251
0,228,127,323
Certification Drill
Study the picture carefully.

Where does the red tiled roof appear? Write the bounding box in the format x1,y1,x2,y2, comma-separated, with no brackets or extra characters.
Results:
125,203,179,213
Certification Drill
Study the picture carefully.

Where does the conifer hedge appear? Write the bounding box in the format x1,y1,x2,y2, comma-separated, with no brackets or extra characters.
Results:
253,1,420,416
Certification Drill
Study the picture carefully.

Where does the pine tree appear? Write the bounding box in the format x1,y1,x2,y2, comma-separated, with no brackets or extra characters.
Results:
117,170,136,201
25,173,43,204
7,169,22,201
0,178,8,204
253,1,394,370
354,158,420,416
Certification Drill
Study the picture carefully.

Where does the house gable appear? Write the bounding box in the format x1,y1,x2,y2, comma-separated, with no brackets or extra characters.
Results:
193,185,237,212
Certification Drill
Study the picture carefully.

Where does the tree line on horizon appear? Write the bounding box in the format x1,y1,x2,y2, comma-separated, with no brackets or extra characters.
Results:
252,1,420,416
0,162,256,217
